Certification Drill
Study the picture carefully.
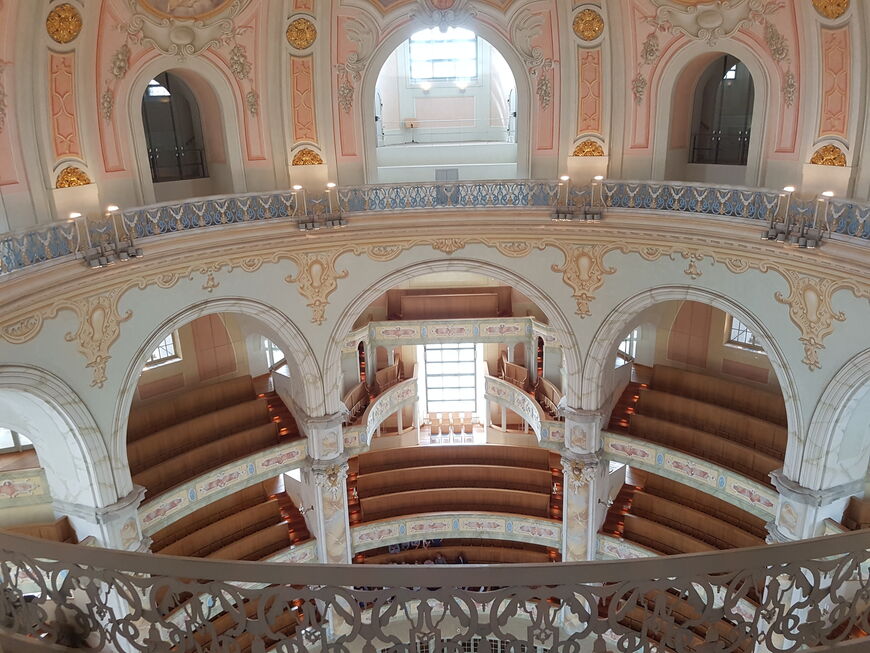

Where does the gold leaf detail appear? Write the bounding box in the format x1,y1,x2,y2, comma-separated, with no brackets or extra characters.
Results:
286,17,317,49
64,289,133,388
681,251,705,280
810,144,847,166
55,166,91,188
573,8,604,41
285,251,348,325
431,238,466,255
292,148,324,166
572,140,605,157
46,3,82,44
551,244,616,318
812,0,849,19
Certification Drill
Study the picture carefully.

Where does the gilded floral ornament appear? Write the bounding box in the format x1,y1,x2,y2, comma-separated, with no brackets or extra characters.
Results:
46,3,82,44
286,17,317,50
55,166,91,189
774,271,845,371
431,239,466,255
572,140,604,157
64,289,133,388
285,251,348,325
551,244,616,318
573,9,604,42
292,148,323,166
810,144,847,166
812,0,849,19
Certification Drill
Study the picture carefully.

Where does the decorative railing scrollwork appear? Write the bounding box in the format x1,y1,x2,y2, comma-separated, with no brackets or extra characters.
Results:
2,179,869,277
0,529,868,651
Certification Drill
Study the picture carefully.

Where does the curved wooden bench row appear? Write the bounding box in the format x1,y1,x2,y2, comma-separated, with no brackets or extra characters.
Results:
128,375,256,443
637,389,786,458
151,481,278,552
628,413,779,485
133,422,279,499
5,517,77,544
355,464,552,498
619,514,717,556
651,365,786,427
129,398,270,474
842,496,870,531
639,472,767,539
630,491,764,550
181,598,301,653
362,545,551,565
158,500,284,558
206,522,293,562
356,444,552,475
359,488,551,522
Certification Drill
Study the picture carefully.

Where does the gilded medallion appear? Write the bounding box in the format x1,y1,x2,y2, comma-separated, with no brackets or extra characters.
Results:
573,8,604,42
46,3,83,44
812,0,849,19
286,17,317,50
56,166,92,188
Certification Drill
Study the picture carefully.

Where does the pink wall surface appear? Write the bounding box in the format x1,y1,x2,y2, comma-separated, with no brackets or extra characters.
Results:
49,53,83,160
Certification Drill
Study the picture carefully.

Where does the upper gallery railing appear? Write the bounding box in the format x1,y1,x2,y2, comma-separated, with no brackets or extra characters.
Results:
1,179,869,276
0,528,868,651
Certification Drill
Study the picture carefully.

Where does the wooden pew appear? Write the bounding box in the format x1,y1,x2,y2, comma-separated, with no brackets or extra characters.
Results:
128,375,256,443
363,545,551,565
355,465,552,498
628,413,779,485
651,365,786,426
636,389,787,458
206,523,292,562
5,517,78,544
620,514,717,556
842,496,870,531
359,487,551,521
357,445,551,475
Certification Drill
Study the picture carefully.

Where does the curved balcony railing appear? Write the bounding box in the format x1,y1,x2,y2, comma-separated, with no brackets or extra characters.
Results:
2,179,869,277
0,528,868,651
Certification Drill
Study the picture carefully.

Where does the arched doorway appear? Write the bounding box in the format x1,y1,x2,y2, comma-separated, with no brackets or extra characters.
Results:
362,22,530,184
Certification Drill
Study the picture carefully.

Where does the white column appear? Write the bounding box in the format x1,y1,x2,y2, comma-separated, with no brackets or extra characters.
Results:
310,459,352,564
560,452,601,561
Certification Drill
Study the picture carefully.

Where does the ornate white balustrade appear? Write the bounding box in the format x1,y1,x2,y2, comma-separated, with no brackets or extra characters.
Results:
2,179,868,276
1,528,868,651
343,375,418,453
484,375,565,447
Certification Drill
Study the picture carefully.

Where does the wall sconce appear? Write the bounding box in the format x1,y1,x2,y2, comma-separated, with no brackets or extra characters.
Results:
419,81,432,93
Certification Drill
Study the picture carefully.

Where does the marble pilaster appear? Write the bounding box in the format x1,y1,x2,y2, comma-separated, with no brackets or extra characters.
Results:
560,451,601,562
310,458,352,564
53,485,149,551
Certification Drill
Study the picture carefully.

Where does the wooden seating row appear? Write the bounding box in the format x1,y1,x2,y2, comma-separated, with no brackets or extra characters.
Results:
630,491,764,550
842,496,870,531
133,422,279,499
628,414,779,485
355,465,553,498
128,398,270,474
357,444,552,475
535,378,561,418
158,500,284,558
637,389,786,458
206,522,292,561
184,598,300,653
651,364,787,426
5,517,77,544
374,363,401,394
152,482,277,552
359,488,552,522
363,545,551,565
128,375,256,443
342,382,369,424
620,514,717,556
639,472,767,539
500,359,529,391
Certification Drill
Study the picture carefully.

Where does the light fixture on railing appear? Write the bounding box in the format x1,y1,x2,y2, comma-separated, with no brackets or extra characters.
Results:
106,204,120,213
762,186,823,249
419,81,432,93
553,174,602,222
83,238,143,269
455,79,469,92
69,212,82,219
593,175,604,181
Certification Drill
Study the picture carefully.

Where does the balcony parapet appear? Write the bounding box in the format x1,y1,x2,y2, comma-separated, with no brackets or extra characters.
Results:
1,527,869,650
343,374,418,453
484,375,565,447
2,179,868,277
602,430,778,520
351,511,563,554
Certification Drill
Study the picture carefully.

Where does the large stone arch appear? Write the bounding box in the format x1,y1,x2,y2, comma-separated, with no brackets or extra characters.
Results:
359,16,533,182
0,365,117,509
800,348,870,491
125,53,248,205
323,256,583,415
110,297,323,481
581,285,802,462
650,38,772,186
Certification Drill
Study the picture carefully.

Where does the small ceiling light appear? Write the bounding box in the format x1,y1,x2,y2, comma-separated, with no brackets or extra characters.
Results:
292,184,303,191
782,186,795,193
593,175,604,181
106,204,120,212
326,182,336,188
821,190,834,197
69,212,82,219
559,175,570,182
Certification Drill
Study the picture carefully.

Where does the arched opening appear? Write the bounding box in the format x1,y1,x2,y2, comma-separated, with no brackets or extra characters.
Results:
370,26,519,183
141,73,208,185
689,56,754,167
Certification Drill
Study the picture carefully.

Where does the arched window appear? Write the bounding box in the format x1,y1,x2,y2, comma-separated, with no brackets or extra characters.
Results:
141,72,208,183
690,55,754,166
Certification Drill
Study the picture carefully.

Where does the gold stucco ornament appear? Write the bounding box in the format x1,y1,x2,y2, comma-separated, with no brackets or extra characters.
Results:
573,8,604,41
809,144,847,166
292,148,323,166
56,166,92,188
572,140,605,157
286,17,317,50
46,3,83,44
812,0,849,19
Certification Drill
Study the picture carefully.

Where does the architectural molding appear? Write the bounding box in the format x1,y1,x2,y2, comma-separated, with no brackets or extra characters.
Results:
769,469,864,508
